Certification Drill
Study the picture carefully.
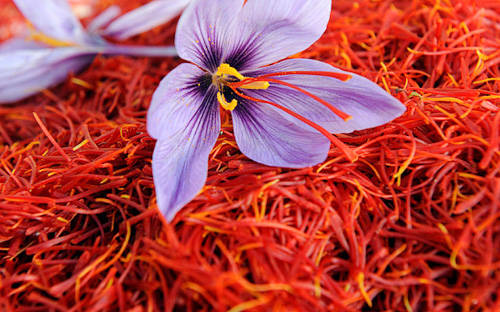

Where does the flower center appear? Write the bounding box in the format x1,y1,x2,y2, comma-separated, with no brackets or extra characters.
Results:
213,63,270,111
212,65,359,161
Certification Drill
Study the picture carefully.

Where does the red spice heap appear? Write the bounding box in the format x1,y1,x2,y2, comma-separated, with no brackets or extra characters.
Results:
1,0,499,311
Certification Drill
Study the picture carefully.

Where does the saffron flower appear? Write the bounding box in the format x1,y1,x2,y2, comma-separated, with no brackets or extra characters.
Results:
0,0,190,103
147,0,406,221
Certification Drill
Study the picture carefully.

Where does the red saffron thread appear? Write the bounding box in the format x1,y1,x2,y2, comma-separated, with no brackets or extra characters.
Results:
228,85,358,162
0,0,499,311
232,77,353,121
33,112,71,162
255,70,352,81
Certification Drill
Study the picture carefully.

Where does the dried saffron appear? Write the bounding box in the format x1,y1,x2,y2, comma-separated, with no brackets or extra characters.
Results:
0,0,499,311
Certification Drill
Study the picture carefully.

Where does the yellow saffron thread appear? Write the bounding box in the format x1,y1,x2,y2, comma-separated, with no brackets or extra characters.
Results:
28,32,75,47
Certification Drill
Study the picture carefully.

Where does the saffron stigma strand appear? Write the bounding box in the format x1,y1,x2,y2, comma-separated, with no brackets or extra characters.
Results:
218,63,351,120
228,86,358,162
231,77,352,121
254,70,352,81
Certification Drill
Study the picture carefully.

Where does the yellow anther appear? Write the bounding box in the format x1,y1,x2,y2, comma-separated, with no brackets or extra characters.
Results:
239,80,270,90
214,63,269,110
216,63,245,80
29,32,75,47
215,63,270,90
217,92,237,111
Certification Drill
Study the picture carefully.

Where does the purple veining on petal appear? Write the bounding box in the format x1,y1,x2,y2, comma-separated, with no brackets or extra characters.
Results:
223,37,262,71
242,58,406,133
175,0,243,71
152,86,220,221
231,0,331,69
176,0,331,72
147,63,215,140
231,98,330,168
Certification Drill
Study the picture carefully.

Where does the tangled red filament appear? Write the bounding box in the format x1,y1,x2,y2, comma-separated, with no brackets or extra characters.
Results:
0,0,498,311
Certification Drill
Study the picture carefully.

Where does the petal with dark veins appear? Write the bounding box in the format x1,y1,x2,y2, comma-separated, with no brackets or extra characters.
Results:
243,58,406,133
231,99,330,168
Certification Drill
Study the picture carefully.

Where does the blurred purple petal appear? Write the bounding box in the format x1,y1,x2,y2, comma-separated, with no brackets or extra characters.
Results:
0,37,43,51
147,63,217,140
231,100,330,168
0,41,177,104
97,43,177,57
152,90,220,221
102,0,191,40
176,0,331,71
13,0,90,44
1,0,180,104
0,47,93,103
87,5,122,33
243,58,406,133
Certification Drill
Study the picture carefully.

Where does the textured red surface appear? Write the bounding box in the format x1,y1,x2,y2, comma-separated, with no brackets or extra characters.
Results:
0,0,499,311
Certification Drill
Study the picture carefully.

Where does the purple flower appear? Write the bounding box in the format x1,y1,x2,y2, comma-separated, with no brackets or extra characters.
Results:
0,0,190,103
147,0,406,221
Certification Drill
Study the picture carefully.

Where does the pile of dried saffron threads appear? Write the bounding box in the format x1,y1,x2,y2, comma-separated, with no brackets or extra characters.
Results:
1,0,499,310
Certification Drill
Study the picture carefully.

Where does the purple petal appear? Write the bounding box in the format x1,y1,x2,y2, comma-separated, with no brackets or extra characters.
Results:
231,100,330,168
13,0,89,44
147,63,215,140
96,43,176,57
101,0,191,40
0,37,176,104
242,58,406,133
0,45,93,103
0,37,42,51
175,0,331,71
151,90,220,221
175,0,242,71
87,5,122,33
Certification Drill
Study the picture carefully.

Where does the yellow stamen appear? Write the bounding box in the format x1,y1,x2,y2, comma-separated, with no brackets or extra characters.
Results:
29,32,75,47
239,80,270,90
214,63,270,110
216,63,245,81
217,92,238,111
215,63,270,90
